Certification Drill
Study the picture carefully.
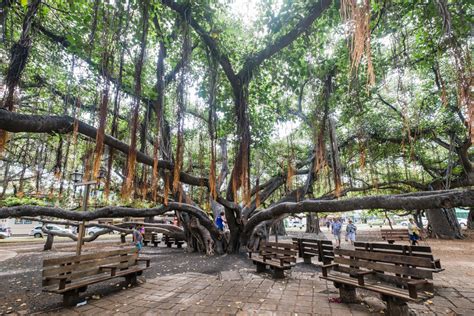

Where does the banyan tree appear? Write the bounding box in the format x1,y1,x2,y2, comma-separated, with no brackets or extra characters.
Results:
0,0,472,254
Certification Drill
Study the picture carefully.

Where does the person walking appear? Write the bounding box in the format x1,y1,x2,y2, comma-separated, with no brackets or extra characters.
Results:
408,218,421,245
345,219,357,245
331,218,342,248
326,219,331,231
132,225,143,252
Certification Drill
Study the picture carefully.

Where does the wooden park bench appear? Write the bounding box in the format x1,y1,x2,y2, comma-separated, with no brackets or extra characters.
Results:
320,248,436,315
292,237,334,264
380,228,409,244
248,242,297,279
354,242,443,272
143,232,160,247
163,235,185,248
42,247,150,306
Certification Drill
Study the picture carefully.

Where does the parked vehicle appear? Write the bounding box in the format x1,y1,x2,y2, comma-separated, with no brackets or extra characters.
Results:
0,227,11,239
86,226,106,236
29,225,73,238
459,218,467,227
289,220,304,229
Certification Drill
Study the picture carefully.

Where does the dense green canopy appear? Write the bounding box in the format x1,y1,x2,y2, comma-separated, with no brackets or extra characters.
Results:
0,0,472,250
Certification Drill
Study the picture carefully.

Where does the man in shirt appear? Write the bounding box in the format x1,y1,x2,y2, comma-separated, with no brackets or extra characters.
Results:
331,218,342,248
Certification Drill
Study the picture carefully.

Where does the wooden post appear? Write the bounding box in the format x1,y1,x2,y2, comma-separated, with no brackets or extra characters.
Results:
75,182,93,255
76,222,85,255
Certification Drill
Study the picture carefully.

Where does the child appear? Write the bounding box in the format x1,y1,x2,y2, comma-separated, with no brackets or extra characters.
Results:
408,218,421,245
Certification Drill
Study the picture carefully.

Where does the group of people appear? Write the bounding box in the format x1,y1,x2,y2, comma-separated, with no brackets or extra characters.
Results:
327,217,423,247
327,218,357,248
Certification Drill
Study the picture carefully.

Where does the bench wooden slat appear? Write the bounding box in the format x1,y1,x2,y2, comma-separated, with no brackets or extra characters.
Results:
353,242,441,271
335,248,434,268
320,275,431,302
43,252,137,277
333,256,433,279
43,248,135,266
43,254,138,286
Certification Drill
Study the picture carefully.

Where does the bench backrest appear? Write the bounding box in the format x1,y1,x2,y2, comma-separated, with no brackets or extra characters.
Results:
260,242,298,258
333,248,434,283
292,238,334,263
380,229,408,240
354,242,440,270
42,248,138,287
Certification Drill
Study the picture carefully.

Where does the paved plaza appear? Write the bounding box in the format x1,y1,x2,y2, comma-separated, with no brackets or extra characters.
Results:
41,268,474,316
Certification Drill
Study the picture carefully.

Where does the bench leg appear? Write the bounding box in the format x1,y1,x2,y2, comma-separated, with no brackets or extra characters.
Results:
338,284,357,303
256,262,266,273
143,241,149,246
177,243,182,249
166,243,172,248
383,296,408,316
125,273,138,286
273,268,285,279
63,289,82,306
303,256,312,264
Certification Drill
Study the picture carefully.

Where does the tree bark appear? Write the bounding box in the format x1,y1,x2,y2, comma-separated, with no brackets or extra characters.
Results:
426,208,463,239
306,213,321,234
44,233,54,251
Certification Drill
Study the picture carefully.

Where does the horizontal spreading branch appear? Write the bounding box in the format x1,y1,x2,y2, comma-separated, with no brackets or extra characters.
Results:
40,225,117,243
22,216,131,233
242,189,474,241
0,109,208,187
1,201,221,239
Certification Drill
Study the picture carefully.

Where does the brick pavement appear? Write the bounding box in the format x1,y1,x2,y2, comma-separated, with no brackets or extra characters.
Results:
43,270,374,315
38,267,474,315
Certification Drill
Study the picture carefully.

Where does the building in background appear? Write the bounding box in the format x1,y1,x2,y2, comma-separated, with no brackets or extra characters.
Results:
0,218,41,236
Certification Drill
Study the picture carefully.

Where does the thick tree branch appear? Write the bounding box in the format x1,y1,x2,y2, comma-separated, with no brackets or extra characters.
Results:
1,201,221,239
242,189,474,242
0,109,208,187
238,0,332,84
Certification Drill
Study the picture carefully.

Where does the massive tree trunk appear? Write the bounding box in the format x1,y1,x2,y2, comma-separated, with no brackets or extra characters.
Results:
426,208,463,238
306,213,321,234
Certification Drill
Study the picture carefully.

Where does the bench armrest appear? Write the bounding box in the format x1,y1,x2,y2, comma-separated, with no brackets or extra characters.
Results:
278,256,296,265
354,270,376,286
137,258,151,268
321,263,338,277
100,265,118,276
45,275,68,290
407,280,433,299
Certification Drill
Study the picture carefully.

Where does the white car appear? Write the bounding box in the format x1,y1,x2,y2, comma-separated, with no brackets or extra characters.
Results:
86,226,106,236
289,220,304,229
29,225,73,238
0,227,11,239
458,219,467,227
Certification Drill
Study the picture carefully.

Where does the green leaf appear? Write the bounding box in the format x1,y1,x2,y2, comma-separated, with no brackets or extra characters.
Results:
20,0,28,7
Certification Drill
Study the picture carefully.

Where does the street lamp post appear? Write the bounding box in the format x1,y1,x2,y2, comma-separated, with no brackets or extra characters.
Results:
71,169,83,198
71,170,98,255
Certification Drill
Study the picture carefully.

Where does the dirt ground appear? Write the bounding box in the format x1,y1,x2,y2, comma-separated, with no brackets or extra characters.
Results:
0,231,473,315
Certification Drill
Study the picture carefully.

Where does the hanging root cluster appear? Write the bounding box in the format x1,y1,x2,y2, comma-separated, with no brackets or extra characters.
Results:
341,0,375,85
